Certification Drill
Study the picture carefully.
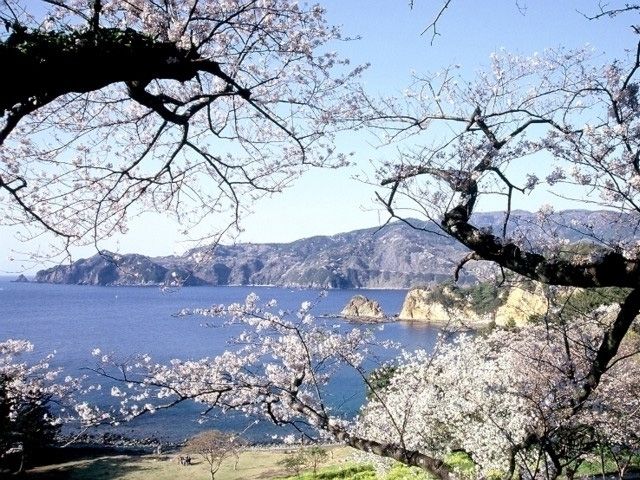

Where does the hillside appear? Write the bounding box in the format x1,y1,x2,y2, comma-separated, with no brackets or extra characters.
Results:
34,210,633,289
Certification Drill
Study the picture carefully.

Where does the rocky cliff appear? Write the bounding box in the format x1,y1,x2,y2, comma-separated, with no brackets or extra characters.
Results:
399,285,489,325
494,285,548,327
398,282,548,327
35,253,208,286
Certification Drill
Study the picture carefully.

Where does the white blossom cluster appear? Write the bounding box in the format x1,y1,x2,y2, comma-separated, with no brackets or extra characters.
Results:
357,311,640,478
0,339,83,453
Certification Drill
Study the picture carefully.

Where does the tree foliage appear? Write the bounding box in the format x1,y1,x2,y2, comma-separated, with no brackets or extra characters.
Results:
359,309,640,478
0,375,59,473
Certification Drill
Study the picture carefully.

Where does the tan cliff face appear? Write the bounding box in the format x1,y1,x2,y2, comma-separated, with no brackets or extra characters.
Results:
494,285,548,327
398,283,549,327
398,287,488,325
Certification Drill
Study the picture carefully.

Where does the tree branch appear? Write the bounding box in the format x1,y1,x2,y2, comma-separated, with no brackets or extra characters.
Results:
574,287,640,411
0,26,249,141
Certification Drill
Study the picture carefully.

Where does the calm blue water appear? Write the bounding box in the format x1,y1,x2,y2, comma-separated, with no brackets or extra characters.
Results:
0,278,440,443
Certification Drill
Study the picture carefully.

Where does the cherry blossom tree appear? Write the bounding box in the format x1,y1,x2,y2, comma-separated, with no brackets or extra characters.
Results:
0,339,81,473
0,0,362,257
342,3,640,474
358,303,640,479
365,2,640,434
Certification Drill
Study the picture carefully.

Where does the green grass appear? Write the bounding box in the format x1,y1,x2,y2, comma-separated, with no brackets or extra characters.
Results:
278,462,437,479
443,451,475,477
573,452,640,478
278,463,376,479
35,445,640,480
22,449,455,480
385,463,432,479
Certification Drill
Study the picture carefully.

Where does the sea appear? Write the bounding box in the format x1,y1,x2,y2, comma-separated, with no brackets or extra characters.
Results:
1,278,441,444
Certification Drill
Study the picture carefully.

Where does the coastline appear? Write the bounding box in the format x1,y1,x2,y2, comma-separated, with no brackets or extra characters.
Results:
20,279,414,291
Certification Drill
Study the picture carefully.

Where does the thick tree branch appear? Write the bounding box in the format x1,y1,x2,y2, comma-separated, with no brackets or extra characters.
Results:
381,105,640,288
333,430,451,479
0,26,249,140
442,206,640,287
290,400,451,479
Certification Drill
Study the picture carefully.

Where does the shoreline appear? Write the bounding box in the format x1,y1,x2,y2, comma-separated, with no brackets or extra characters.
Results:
13,280,414,291
57,431,343,453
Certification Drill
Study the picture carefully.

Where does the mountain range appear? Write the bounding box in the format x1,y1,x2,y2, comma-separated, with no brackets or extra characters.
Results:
34,210,634,289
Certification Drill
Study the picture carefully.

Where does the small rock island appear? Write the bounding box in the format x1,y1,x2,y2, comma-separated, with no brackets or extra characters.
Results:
340,295,386,321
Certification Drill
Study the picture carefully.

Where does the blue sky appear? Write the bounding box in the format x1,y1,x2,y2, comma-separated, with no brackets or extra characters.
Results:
0,1,635,273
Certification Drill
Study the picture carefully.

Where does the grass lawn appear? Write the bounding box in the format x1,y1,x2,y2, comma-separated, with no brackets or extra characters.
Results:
24,446,357,480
